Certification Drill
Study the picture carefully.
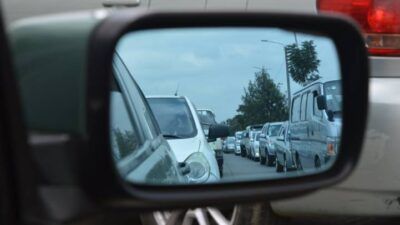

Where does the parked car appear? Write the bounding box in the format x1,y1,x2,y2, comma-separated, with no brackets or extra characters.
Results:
274,122,297,172
289,80,341,170
197,109,224,177
249,132,261,161
223,136,236,153
147,96,221,183
234,131,243,155
243,124,263,158
240,130,248,157
259,122,284,166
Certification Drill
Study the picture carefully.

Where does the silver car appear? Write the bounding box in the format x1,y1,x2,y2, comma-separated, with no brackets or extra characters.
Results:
259,122,283,166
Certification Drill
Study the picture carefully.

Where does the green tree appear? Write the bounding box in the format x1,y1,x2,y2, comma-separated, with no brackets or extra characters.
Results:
113,128,138,159
226,68,288,132
286,40,321,86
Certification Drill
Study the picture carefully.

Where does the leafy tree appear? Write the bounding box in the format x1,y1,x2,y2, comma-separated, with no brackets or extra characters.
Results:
286,40,321,86
226,68,288,132
112,128,138,159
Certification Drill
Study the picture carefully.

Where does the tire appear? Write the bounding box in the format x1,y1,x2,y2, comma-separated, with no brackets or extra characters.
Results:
315,156,321,169
295,153,303,171
266,148,274,167
141,203,288,225
260,156,266,165
276,158,284,172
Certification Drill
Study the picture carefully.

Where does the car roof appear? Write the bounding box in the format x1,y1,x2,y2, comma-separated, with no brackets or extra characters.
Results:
146,95,185,99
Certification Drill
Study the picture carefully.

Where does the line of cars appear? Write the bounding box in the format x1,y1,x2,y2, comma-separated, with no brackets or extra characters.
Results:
111,53,228,184
226,79,342,173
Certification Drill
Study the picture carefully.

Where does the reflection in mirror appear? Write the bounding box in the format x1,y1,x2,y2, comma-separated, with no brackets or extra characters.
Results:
110,28,342,185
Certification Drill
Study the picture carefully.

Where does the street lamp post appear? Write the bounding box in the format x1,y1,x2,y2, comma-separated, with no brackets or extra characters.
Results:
261,40,291,109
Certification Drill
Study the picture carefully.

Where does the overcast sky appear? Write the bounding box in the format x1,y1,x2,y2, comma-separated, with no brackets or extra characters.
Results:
117,28,340,122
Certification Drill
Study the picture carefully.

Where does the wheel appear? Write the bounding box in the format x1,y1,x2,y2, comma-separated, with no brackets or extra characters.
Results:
315,156,321,169
276,158,284,172
260,155,266,165
259,147,266,165
266,148,274,167
283,156,288,173
295,153,303,171
141,203,288,225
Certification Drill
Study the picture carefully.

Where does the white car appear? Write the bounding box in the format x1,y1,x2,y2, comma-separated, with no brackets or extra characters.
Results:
147,96,220,183
234,131,243,155
250,131,261,161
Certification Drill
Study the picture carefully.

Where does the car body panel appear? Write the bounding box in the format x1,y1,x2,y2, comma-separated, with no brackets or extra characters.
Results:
259,122,283,159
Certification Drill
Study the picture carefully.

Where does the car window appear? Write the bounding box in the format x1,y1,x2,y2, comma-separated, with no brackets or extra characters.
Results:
300,93,307,121
268,124,281,137
291,96,301,122
313,91,323,118
324,80,342,113
147,98,197,138
113,54,159,138
109,85,140,160
307,92,314,120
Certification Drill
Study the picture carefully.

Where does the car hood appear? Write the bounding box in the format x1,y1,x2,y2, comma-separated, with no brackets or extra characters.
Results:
167,138,201,162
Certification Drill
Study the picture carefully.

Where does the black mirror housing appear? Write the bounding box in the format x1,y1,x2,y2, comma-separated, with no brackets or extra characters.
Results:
85,10,369,210
208,124,229,140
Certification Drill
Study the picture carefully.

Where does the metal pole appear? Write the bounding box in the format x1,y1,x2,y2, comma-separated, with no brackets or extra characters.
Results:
284,47,291,109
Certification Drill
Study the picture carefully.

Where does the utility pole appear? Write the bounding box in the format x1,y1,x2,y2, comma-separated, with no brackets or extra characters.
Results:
261,40,291,108
284,46,291,107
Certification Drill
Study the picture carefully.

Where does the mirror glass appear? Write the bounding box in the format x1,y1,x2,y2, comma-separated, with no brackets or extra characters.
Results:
110,28,342,185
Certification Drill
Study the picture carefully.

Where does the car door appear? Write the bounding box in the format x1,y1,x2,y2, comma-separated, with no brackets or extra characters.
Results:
307,87,325,167
111,54,185,184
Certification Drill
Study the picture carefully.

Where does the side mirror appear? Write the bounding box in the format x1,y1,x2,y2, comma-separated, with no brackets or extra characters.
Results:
208,124,229,140
84,10,368,211
317,95,327,110
327,110,335,122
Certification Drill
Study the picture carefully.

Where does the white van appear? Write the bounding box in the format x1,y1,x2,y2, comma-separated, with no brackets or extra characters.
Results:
289,80,341,170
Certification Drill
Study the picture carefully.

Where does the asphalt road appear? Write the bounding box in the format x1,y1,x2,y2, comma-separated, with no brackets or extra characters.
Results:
221,152,278,182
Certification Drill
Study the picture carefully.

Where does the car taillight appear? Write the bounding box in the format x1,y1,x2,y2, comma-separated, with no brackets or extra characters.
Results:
326,137,337,156
317,0,400,56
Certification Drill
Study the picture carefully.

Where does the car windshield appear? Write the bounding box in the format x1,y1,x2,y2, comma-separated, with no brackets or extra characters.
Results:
147,97,197,139
227,137,235,143
197,110,217,125
235,133,242,140
324,80,342,114
268,124,281,137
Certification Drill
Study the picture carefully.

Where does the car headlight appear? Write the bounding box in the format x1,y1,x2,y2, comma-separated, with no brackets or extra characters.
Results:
184,152,210,184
